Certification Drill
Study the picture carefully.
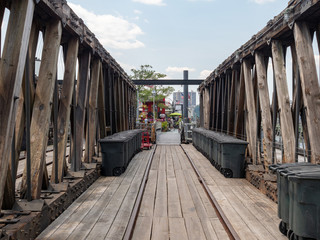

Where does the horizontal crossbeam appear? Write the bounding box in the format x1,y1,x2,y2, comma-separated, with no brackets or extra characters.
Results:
132,79,204,85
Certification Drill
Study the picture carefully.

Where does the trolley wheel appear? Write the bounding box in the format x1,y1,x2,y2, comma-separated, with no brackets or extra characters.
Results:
223,168,233,178
289,231,300,240
279,221,287,236
113,167,122,176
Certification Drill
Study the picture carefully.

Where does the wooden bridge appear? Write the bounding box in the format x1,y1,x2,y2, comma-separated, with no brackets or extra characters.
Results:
0,0,320,239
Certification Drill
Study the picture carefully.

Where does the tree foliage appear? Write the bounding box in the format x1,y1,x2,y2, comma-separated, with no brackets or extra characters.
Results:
130,65,174,104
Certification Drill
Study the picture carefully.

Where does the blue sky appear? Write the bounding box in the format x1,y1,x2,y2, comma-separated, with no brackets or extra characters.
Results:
68,0,289,102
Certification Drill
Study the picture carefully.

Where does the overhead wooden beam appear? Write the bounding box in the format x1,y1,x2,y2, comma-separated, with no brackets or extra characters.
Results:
0,0,35,209
20,20,62,199
255,51,273,168
51,37,78,183
271,40,295,163
84,58,101,163
294,22,320,164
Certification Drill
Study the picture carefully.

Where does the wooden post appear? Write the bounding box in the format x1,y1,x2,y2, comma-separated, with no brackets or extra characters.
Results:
51,38,78,183
20,20,62,199
294,22,320,164
72,49,91,171
228,69,236,135
98,66,107,139
84,59,101,163
235,64,246,138
0,0,35,208
210,81,217,130
271,40,295,163
215,79,221,131
199,90,204,127
255,52,273,168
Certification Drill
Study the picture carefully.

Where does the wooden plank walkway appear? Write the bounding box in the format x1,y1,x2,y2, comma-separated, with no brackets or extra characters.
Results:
37,144,285,240
37,150,152,240
181,144,286,240
132,145,228,240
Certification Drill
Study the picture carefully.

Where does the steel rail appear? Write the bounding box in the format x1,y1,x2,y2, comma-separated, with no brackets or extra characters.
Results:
123,145,157,240
180,145,241,240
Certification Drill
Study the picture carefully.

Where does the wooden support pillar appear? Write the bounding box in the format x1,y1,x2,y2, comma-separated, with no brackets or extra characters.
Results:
228,69,236,135
255,52,273,168
215,79,221,131
84,59,101,163
200,90,204,127
210,81,217,130
0,0,35,208
235,64,245,138
294,22,320,164
204,86,210,129
98,66,107,139
51,38,78,183
73,49,91,171
20,20,62,199
243,59,257,163
271,40,295,163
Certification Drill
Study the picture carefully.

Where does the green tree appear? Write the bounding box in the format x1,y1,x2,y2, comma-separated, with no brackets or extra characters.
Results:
130,65,174,104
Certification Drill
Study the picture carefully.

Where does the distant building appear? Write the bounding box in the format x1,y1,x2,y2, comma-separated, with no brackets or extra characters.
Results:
173,91,196,107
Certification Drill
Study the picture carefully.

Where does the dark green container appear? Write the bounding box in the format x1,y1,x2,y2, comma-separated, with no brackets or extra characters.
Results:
99,136,129,176
288,172,320,240
219,136,248,178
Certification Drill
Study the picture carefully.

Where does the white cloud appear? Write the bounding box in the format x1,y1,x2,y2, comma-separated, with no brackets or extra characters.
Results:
69,3,144,49
166,66,196,73
199,70,211,79
134,9,142,14
132,0,166,6
250,0,276,4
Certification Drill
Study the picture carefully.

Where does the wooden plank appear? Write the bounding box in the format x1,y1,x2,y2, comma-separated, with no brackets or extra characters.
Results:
73,50,91,170
51,37,79,183
167,177,182,218
0,0,35,209
271,40,295,163
131,216,153,240
153,169,167,217
19,20,62,199
151,217,168,240
185,217,207,240
255,52,273,168
138,170,157,217
84,59,101,163
243,59,257,163
294,22,320,164
85,153,144,239
168,218,188,240
105,152,150,240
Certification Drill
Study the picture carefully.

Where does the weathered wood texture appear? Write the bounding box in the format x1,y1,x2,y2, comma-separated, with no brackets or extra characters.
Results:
20,20,62,199
199,1,320,167
0,0,35,208
294,22,320,164
52,37,79,183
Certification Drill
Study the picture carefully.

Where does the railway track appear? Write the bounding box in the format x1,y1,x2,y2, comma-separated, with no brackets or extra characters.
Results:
124,144,240,240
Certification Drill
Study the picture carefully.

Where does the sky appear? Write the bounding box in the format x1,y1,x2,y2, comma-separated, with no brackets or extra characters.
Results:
66,0,290,103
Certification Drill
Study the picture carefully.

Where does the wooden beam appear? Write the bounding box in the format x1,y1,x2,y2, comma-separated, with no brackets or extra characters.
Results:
255,51,273,168
294,22,320,164
0,0,35,209
73,50,91,171
215,79,221,131
51,37,78,183
234,64,245,138
243,59,257,163
228,70,236,134
84,58,101,163
20,20,62,199
98,66,107,139
271,40,295,163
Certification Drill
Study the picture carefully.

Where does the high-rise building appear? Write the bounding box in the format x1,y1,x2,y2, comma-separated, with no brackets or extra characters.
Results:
173,91,196,107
